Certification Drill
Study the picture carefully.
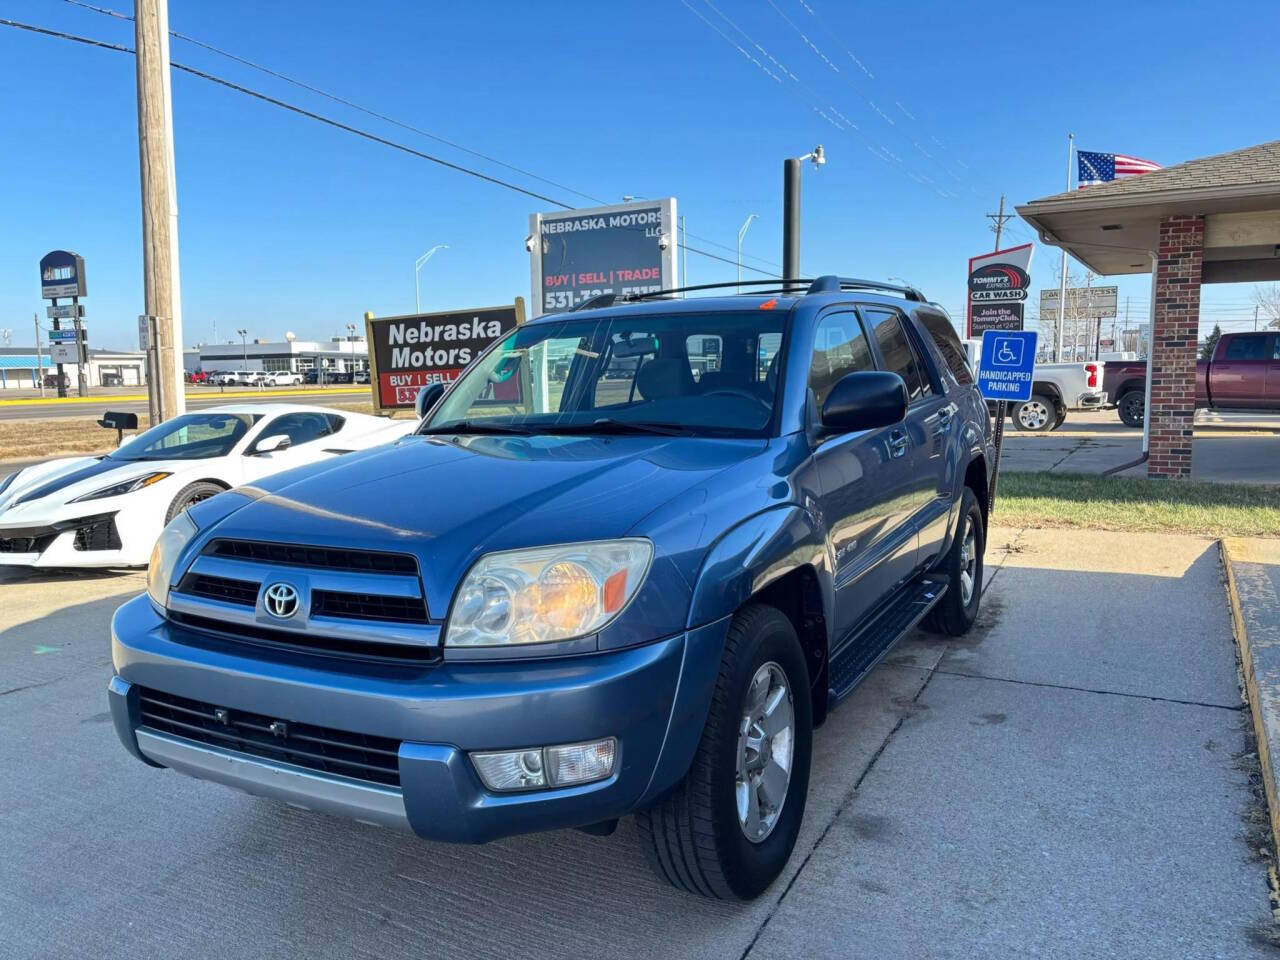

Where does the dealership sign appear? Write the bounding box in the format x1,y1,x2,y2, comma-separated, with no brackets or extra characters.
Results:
365,301,524,411
966,243,1033,337
39,250,87,300
529,198,677,317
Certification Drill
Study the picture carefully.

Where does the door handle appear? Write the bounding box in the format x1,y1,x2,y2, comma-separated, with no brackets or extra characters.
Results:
888,430,908,458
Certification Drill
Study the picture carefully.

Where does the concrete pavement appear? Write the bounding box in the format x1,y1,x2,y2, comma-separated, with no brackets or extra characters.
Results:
0,527,1273,958
1001,409,1280,484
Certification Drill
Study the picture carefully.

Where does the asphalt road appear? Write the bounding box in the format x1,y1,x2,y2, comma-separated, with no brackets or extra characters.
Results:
1,527,1272,958
0,386,372,421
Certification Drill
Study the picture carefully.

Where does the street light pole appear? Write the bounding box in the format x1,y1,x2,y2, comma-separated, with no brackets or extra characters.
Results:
414,244,449,314
237,328,248,370
737,214,758,294
782,146,824,292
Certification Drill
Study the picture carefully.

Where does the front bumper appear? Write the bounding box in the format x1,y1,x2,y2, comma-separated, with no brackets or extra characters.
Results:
109,594,728,842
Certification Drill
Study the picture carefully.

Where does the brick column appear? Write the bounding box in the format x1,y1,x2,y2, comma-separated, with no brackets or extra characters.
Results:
1148,215,1203,479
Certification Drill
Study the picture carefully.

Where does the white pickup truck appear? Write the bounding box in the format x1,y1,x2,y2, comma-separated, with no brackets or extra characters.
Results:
962,339,1107,432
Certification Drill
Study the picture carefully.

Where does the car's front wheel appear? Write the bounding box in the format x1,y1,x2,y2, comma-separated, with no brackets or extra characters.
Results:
637,604,812,900
165,481,225,523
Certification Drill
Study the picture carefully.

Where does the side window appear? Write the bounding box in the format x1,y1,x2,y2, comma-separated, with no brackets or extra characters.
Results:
863,308,928,402
1224,335,1267,361
258,412,335,450
325,414,346,433
919,312,973,385
808,311,874,412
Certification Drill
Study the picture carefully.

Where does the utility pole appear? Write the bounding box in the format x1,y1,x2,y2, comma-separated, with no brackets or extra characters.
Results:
680,215,688,297
1055,133,1074,362
135,0,185,421
33,313,44,397
986,194,1014,252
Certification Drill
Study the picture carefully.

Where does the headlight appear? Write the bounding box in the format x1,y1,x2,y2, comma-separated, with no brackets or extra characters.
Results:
446,539,653,647
71,471,171,503
147,511,198,607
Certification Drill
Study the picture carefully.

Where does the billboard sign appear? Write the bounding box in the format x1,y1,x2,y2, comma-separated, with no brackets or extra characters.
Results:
1039,285,1119,320
39,250,87,299
365,300,524,411
967,243,1033,337
529,198,677,317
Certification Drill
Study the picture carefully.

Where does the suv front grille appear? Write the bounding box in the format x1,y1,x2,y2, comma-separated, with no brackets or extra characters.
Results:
204,539,418,575
179,573,258,606
312,589,428,623
137,686,402,787
168,611,439,666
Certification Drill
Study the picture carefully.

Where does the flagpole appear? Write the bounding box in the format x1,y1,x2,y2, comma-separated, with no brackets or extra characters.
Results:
1055,133,1073,362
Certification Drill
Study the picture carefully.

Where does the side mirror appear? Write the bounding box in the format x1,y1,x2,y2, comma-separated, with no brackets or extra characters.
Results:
415,383,446,419
254,434,292,455
819,371,908,435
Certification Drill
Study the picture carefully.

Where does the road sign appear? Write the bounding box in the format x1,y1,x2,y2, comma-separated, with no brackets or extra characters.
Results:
977,330,1038,402
47,328,81,342
46,303,85,319
40,250,87,299
49,342,80,365
1039,286,1118,319
138,315,152,351
529,198,677,317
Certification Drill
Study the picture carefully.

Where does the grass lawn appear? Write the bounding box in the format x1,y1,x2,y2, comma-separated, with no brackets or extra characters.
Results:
996,471,1280,538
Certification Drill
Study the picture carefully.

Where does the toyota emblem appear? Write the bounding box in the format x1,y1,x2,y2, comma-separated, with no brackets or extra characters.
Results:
263,582,300,619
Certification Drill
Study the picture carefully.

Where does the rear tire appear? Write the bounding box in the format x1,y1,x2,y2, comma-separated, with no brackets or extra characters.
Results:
165,481,225,524
637,604,812,900
923,487,985,636
1117,390,1145,428
1011,394,1058,432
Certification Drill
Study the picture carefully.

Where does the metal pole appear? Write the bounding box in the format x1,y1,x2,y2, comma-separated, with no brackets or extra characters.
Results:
782,158,801,292
680,215,688,297
1055,133,1073,362
136,0,186,419
73,297,87,397
149,315,163,424
51,304,66,398
415,265,421,314
33,312,44,397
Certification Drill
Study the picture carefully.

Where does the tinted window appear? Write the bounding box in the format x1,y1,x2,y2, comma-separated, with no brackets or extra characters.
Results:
863,308,928,401
112,413,254,461
919,312,973,385
809,311,874,411
260,412,337,449
1224,335,1267,361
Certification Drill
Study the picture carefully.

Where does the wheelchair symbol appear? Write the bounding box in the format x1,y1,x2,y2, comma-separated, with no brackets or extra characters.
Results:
991,337,1023,367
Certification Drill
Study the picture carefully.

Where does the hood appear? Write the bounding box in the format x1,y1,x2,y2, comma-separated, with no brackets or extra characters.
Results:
0,455,110,511
205,432,762,615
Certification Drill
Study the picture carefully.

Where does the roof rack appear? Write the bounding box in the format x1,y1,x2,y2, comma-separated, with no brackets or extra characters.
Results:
568,275,926,311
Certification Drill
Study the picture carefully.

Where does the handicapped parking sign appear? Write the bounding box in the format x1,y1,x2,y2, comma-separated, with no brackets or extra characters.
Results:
977,330,1037,402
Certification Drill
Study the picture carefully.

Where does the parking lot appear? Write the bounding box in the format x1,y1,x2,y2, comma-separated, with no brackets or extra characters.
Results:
3,525,1273,959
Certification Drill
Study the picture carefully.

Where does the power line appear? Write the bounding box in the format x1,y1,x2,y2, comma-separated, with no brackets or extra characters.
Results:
59,0,784,272
5,14,783,278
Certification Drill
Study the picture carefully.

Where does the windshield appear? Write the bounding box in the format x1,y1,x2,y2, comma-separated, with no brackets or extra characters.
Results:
422,311,786,438
111,413,256,461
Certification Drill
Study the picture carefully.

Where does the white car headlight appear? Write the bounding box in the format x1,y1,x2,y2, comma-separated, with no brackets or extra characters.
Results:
446,539,653,647
147,512,198,607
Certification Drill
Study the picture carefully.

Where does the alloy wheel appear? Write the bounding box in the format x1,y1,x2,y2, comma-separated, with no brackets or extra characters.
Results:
735,661,795,843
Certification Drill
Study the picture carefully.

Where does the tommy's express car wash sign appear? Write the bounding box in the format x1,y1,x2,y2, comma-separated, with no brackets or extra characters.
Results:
365,300,524,411
966,243,1033,337
530,198,677,316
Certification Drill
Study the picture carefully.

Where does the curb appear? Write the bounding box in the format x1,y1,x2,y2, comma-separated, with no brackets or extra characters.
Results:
1223,538,1280,860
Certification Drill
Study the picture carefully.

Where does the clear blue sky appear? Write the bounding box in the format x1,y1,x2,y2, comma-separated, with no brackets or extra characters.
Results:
2,0,1278,352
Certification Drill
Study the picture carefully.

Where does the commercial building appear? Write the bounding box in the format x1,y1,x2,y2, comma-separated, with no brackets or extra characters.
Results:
185,337,369,376
0,346,147,390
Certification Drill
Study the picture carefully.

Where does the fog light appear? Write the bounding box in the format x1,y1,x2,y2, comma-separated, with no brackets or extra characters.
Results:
470,737,617,792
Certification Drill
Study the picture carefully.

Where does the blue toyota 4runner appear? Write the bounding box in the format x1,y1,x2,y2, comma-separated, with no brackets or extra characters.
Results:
110,277,993,900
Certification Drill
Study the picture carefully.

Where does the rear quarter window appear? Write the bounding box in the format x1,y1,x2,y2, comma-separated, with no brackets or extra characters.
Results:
919,313,973,385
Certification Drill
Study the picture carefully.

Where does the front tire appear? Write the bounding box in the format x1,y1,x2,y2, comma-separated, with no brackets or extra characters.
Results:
923,486,985,636
1011,394,1058,432
638,604,812,900
165,481,225,523
1117,390,1145,428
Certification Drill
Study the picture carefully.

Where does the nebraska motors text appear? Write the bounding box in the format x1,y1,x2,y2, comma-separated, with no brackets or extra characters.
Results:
385,315,506,369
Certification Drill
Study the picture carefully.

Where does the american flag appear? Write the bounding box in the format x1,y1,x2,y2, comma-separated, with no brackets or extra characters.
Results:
1077,150,1161,188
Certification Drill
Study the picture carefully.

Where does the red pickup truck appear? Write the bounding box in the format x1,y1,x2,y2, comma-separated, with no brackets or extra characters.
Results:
1106,331,1280,427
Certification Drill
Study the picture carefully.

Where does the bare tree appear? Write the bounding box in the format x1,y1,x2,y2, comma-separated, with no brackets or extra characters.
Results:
1253,283,1280,330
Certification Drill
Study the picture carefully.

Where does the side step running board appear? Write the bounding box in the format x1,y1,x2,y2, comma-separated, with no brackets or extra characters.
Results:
827,576,948,704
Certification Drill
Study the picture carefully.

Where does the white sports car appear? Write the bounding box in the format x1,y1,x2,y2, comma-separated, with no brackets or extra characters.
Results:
0,404,415,569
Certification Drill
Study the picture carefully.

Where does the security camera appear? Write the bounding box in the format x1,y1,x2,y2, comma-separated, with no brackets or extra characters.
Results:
525,234,537,253
657,232,671,251
811,145,825,167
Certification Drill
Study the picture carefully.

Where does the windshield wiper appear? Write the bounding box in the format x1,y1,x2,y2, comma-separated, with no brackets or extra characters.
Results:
543,418,691,437
420,420,537,436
